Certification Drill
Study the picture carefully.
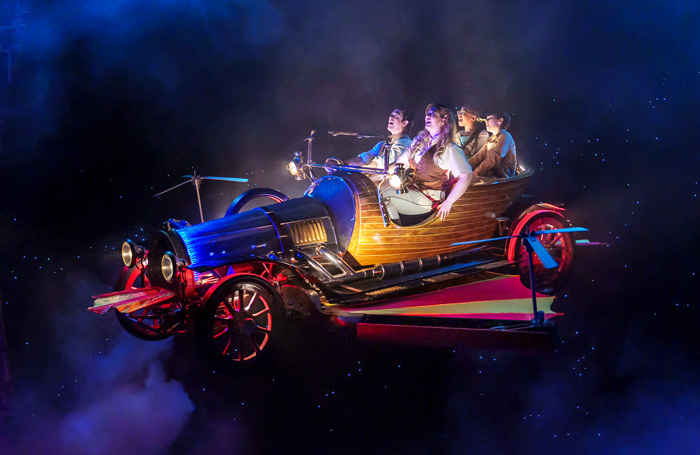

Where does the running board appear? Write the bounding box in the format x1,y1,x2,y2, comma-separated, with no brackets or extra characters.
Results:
89,287,177,315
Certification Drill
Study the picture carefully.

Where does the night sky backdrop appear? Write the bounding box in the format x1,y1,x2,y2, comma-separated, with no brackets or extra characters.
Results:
1,0,699,453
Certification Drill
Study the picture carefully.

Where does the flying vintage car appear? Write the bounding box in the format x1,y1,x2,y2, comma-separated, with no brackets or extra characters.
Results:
89,132,584,363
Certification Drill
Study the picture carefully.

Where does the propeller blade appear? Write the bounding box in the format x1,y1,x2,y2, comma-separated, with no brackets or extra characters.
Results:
153,178,193,197
523,236,559,269
199,176,249,183
451,235,515,247
450,227,588,247
184,175,249,183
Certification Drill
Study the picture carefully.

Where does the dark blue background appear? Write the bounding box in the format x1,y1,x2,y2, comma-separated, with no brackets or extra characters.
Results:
1,1,699,453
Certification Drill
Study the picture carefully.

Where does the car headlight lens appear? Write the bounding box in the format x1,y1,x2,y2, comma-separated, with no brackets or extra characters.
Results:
288,151,305,180
389,173,403,190
287,160,298,176
121,239,144,267
121,241,133,267
161,251,177,282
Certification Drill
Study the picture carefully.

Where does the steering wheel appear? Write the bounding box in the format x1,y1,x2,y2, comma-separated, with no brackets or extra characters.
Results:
325,157,347,166
324,157,347,173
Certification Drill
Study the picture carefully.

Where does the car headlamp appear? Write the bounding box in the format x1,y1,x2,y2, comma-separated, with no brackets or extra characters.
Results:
287,151,305,180
389,163,411,193
388,173,403,190
161,251,183,282
287,160,298,175
121,239,144,268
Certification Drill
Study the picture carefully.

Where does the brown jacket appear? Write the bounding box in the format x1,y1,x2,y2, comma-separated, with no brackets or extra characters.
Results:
468,130,517,178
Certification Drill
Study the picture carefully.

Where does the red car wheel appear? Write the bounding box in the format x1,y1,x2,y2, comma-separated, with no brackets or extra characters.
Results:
198,277,284,364
114,266,173,341
515,213,575,295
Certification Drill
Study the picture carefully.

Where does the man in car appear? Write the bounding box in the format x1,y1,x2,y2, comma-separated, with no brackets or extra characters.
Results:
468,111,517,178
347,107,414,170
456,105,489,159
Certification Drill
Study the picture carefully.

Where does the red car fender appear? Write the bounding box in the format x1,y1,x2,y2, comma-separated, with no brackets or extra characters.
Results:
116,262,148,289
183,269,196,299
506,204,566,263
200,272,269,307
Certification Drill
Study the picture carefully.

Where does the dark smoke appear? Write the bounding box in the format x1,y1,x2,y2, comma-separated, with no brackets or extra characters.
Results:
0,258,196,454
1,0,700,453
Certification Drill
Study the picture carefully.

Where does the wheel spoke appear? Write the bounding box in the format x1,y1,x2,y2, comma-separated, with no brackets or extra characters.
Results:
243,336,261,359
551,233,563,246
248,337,261,354
213,326,229,339
235,289,244,312
539,230,551,245
236,336,243,361
256,326,271,334
251,307,270,317
222,296,236,316
222,336,232,355
244,292,258,311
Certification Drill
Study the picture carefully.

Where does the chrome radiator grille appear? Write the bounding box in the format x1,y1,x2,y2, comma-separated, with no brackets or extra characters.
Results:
287,219,328,246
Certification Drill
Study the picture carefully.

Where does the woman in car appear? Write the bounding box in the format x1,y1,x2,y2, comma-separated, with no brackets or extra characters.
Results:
387,103,473,222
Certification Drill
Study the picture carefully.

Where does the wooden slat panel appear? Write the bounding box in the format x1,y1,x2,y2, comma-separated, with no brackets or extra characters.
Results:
353,224,496,241
340,171,532,266
353,236,496,255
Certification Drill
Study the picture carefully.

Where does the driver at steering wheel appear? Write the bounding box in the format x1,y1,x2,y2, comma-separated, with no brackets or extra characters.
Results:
346,107,414,170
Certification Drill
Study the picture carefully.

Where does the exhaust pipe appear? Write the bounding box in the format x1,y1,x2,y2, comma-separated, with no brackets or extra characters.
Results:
312,245,484,284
